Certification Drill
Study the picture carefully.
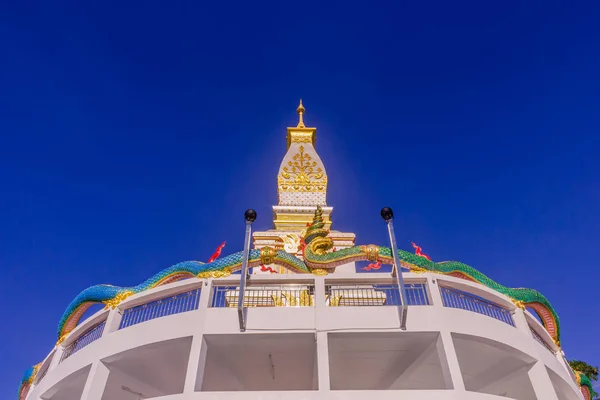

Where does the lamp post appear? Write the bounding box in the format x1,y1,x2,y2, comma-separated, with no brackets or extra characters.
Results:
238,209,256,332
381,207,408,330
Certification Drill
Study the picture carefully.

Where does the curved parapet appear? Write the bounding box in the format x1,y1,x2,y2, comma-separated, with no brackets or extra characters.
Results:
49,207,559,367
57,251,310,340
301,206,561,343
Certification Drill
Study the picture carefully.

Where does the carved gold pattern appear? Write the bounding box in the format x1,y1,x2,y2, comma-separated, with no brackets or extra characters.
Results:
410,265,429,274
311,268,329,276
511,298,526,310
364,245,379,262
281,233,301,254
283,292,297,306
197,269,232,279
271,294,285,307
328,295,342,306
56,334,68,345
299,290,314,306
103,290,134,310
290,132,313,143
278,145,327,193
260,247,276,265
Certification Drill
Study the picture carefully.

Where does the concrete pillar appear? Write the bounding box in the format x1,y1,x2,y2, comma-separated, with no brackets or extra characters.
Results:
102,309,123,335
316,331,330,391
197,279,212,310
427,275,443,306
438,331,466,391
313,276,326,308
47,347,64,371
80,361,110,400
184,335,208,392
184,280,211,393
512,307,533,336
528,361,560,400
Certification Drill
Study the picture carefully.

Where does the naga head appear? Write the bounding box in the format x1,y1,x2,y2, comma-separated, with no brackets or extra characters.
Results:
303,206,333,255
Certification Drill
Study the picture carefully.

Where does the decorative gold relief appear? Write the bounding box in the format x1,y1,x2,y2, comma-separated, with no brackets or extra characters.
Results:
56,334,69,345
260,246,276,265
410,265,429,274
103,290,135,310
278,145,327,193
290,132,313,143
271,294,285,307
299,290,314,306
328,295,342,307
511,298,526,310
310,268,329,276
364,245,379,262
283,291,298,306
197,269,232,279
281,233,301,254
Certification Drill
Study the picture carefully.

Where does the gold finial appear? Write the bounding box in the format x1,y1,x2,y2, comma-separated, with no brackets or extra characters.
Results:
296,99,306,128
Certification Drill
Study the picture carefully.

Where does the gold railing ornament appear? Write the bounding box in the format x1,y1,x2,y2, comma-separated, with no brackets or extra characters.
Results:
299,290,314,306
329,295,342,307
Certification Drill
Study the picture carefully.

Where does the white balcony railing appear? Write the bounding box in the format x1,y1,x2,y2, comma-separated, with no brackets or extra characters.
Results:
324,283,430,306
60,320,106,362
439,286,515,327
119,288,201,330
211,284,315,307
36,270,570,399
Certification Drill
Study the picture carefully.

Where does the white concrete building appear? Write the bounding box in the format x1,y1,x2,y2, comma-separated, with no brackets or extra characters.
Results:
19,103,588,400
23,271,584,400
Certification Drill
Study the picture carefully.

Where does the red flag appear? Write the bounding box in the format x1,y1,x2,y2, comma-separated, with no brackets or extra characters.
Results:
362,261,382,271
260,265,278,273
411,242,431,260
207,242,226,263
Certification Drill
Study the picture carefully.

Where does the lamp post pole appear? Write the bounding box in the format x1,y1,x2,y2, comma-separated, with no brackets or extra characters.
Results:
381,207,408,330
238,209,256,332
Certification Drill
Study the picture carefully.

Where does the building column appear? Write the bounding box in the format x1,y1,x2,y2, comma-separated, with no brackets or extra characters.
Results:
512,307,533,335
80,361,110,400
437,330,466,391
313,276,326,306
528,361,560,400
316,331,330,391
47,346,64,371
184,335,208,393
183,279,211,393
102,308,123,335
426,276,466,391
427,275,443,306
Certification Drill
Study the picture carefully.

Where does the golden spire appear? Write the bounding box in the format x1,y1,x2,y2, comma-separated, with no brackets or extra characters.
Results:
296,99,306,128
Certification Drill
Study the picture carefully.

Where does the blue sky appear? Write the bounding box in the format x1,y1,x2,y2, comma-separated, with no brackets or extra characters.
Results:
1,0,599,396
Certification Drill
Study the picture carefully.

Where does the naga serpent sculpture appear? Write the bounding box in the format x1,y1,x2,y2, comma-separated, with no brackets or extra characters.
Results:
19,206,570,399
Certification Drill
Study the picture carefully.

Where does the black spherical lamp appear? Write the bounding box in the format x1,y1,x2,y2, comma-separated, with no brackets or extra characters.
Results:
380,207,394,221
244,209,257,223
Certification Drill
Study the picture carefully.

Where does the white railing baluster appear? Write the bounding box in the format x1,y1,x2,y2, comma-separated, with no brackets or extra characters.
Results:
438,286,514,327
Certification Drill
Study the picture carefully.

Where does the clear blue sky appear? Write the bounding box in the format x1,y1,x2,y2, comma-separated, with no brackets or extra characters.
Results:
1,0,599,396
